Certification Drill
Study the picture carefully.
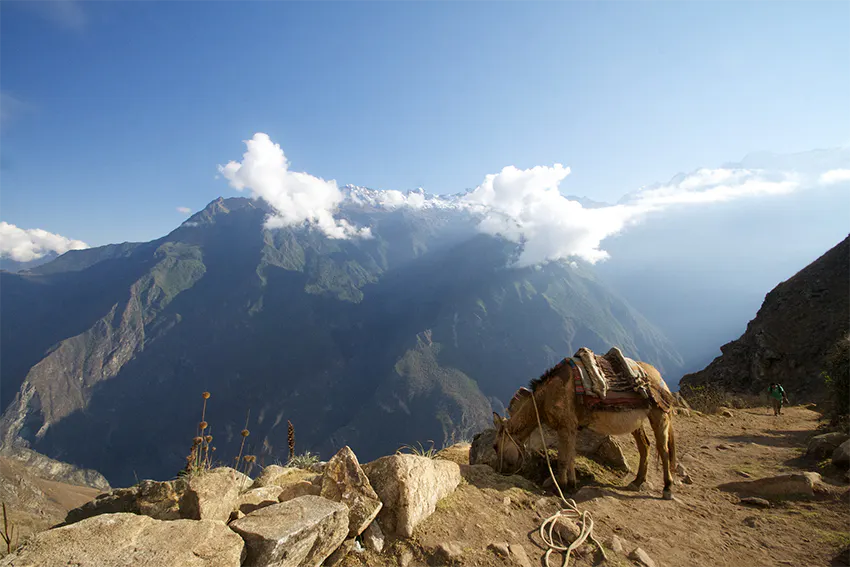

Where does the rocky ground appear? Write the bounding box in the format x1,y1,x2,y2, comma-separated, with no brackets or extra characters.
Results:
345,406,849,567
1,405,847,567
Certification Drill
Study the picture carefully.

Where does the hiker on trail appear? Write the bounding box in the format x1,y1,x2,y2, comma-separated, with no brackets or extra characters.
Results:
767,382,789,416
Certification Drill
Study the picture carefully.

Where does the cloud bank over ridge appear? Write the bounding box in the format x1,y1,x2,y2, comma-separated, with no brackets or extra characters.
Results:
220,133,848,266
0,222,88,262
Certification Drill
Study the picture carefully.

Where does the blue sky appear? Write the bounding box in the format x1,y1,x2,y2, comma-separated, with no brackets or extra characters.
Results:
1,0,848,248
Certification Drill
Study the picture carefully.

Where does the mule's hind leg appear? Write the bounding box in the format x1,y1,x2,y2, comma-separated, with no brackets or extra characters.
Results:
626,425,650,491
649,408,674,500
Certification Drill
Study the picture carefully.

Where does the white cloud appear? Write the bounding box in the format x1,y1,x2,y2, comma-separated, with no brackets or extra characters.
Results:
627,168,800,207
819,169,850,185
460,164,817,266
219,133,371,239
176,206,192,214
0,222,88,262
461,165,639,265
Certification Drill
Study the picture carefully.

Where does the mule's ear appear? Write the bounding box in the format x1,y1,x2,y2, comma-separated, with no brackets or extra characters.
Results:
492,411,503,428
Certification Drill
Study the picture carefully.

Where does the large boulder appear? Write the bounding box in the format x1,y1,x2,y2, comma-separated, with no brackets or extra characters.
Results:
833,440,850,468
64,486,140,525
806,432,849,459
1,513,244,567
364,454,461,537
180,467,251,522
719,472,835,500
229,495,349,567
320,446,382,538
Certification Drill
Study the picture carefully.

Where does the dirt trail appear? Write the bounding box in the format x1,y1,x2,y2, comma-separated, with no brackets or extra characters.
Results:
347,406,849,567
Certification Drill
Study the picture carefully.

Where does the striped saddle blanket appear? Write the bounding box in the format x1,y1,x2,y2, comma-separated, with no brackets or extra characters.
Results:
569,347,652,411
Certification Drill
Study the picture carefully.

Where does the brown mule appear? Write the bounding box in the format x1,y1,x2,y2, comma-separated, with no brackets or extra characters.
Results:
493,357,678,500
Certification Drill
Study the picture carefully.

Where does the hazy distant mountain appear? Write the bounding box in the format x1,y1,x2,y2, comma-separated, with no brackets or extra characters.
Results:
0,194,682,486
0,252,58,273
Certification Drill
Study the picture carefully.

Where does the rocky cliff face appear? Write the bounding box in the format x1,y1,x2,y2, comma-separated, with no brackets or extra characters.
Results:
679,235,849,399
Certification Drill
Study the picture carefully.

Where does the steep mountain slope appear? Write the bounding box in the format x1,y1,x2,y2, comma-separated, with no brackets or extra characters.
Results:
1,195,682,486
679,235,849,399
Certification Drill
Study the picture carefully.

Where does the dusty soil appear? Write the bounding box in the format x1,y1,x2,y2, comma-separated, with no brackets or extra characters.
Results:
345,406,850,567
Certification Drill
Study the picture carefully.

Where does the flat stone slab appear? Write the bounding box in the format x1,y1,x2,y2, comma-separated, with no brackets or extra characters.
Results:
229,495,348,567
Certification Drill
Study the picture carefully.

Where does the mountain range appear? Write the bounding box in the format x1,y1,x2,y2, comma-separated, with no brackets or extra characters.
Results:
0,193,682,486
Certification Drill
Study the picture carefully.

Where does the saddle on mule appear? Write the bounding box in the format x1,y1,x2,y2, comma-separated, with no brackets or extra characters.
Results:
573,346,671,411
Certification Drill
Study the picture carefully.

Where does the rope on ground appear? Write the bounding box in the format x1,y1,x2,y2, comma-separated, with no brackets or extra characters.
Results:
529,389,607,567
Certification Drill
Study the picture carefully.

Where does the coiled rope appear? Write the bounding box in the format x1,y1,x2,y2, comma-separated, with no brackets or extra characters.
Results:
529,389,607,567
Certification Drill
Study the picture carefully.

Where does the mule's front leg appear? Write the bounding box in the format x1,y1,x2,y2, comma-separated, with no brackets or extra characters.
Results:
557,428,578,493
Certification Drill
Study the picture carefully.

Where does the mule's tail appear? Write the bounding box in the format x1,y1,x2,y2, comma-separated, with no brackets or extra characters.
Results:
667,418,677,472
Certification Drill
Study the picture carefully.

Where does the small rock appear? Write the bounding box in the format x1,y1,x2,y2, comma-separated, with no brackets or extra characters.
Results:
399,549,414,567
609,535,625,553
362,521,385,553
321,446,383,537
488,542,510,557
137,479,184,521
595,436,631,472
250,465,302,489
832,439,850,468
553,518,581,543
228,509,246,523
721,472,833,500
309,461,327,474
324,539,355,567
807,432,849,459
180,467,251,522
682,475,694,485
735,471,752,478
629,547,658,567
503,496,512,506
236,486,284,515
278,480,320,502
742,516,761,528
739,497,771,508
721,410,734,418
229,496,348,567
676,463,689,476
508,544,533,567
434,542,464,564
716,444,732,450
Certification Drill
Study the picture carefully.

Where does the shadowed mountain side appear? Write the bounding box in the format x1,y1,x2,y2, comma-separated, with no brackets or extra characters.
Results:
1,197,683,486
680,234,849,400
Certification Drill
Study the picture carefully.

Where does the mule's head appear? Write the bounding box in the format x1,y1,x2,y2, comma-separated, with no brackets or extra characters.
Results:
491,412,522,471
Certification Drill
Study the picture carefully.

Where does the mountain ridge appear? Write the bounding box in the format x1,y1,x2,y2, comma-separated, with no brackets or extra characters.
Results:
679,234,849,399
1,195,682,486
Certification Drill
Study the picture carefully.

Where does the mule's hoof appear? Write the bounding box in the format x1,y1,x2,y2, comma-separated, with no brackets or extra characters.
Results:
662,489,673,501
625,481,643,492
